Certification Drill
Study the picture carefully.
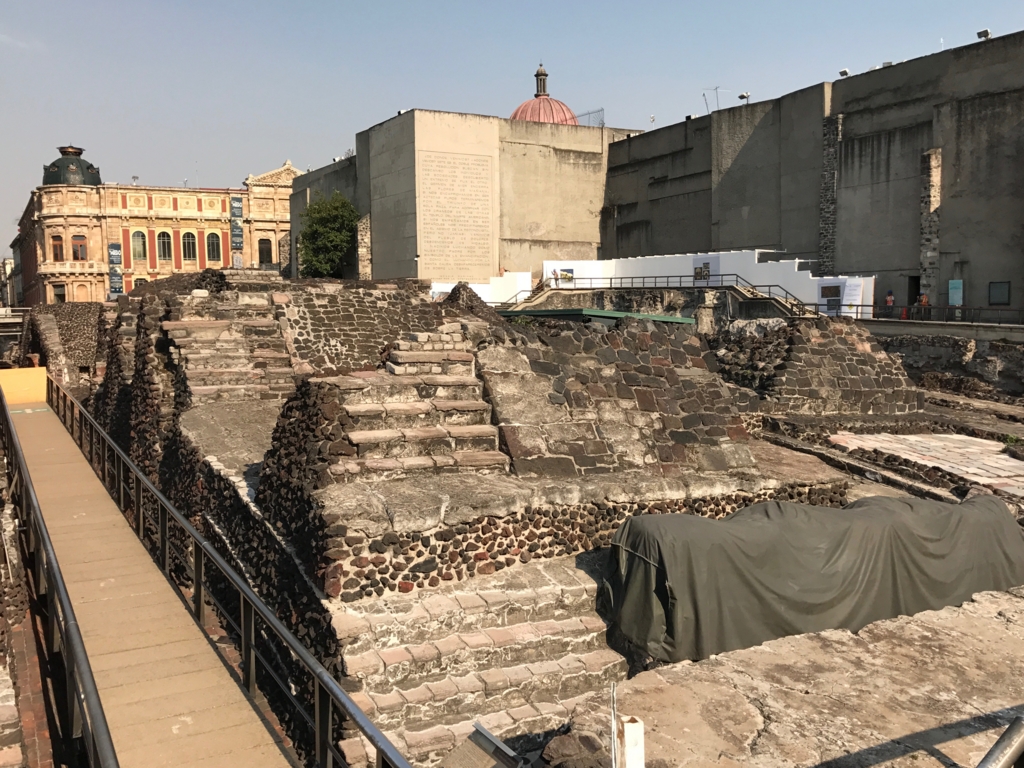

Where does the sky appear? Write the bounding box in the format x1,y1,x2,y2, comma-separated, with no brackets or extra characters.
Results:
3,0,1024,249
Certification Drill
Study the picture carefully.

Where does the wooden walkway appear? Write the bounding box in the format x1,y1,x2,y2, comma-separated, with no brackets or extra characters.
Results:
12,404,295,768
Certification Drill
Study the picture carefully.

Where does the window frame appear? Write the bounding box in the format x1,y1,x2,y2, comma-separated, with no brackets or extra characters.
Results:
131,231,147,263
51,235,64,262
989,281,1011,306
206,233,221,262
157,231,172,261
52,283,66,304
72,235,87,261
182,232,197,261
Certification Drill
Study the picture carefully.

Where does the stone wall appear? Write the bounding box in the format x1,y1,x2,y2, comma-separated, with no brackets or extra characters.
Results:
20,303,106,388
91,298,139,450
919,149,942,302
479,318,758,478
283,281,441,374
817,114,842,276
709,317,923,415
879,334,1024,396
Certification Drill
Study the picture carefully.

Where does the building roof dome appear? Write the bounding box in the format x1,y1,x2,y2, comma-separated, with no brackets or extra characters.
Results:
42,146,102,186
510,65,578,125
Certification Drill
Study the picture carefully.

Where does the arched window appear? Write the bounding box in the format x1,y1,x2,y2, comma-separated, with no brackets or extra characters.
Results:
131,231,147,263
157,232,172,261
258,238,273,265
206,233,221,262
72,235,87,261
51,235,64,262
182,233,197,261
75,284,89,301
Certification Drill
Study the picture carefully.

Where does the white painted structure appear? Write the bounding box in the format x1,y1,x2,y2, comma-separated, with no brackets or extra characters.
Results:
431,271,533,304
540,250,875,318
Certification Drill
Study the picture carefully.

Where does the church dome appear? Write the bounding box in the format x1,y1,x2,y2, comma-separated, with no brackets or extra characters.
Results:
510,65,578,125
42,146,102,186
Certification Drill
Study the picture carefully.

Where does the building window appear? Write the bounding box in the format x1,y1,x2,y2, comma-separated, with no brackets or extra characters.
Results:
51,235,64,262
206,233,221,262
182,233,197,261
157,232,172,261
72,235,87,261
990,281,1011,306
134,278,148,285
258,238,273,265
131,231,147,262
52,284,66,304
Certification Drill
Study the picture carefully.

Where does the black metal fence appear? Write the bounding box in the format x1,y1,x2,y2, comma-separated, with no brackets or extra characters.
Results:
46,377,412,768
0,385,120,766
838,304,1024,326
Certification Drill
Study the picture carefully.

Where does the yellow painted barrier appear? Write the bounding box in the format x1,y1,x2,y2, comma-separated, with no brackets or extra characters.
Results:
0,368,47,405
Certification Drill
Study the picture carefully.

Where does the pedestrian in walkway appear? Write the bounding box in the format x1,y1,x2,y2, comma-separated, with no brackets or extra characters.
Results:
884,290,895,318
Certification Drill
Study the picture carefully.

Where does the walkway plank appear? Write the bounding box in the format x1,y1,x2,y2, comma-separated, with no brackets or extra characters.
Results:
11,405,294,768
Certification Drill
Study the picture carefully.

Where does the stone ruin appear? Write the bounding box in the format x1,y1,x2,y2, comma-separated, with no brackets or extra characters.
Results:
49,269,1007,767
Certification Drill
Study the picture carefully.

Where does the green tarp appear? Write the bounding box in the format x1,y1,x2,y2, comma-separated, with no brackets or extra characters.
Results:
597,495,1024,663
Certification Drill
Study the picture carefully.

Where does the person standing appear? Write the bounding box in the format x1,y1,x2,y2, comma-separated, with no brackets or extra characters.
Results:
884,290,895,317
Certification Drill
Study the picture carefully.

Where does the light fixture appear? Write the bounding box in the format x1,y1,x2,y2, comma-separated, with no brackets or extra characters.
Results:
978,29,991,40
739,92,750,104
839,68,849,77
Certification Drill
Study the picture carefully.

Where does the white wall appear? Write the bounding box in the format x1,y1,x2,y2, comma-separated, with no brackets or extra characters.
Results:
541,250,874,318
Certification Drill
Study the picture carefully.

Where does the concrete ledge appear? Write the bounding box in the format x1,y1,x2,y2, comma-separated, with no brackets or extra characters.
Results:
861,318,1024,342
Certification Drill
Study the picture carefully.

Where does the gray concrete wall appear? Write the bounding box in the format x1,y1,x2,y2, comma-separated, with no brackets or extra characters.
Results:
600,84,827,265
289,157,360,277
601,118,713,260
368,111,418,280
499,123,628,276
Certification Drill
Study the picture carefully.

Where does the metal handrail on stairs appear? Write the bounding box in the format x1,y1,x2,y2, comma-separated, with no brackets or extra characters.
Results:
46,376,412,768
491,274,819,316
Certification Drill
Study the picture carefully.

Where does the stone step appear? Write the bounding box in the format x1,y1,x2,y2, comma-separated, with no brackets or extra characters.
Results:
346,425,499,458
340,692,596,768
346,614,609,693
357,648,625,733
386,360,474,377
189,383,271,400
186,368,265,386
330,554,602,656
322,374,483,405
343,400,491,431
330,450,509,479
390,351,475,365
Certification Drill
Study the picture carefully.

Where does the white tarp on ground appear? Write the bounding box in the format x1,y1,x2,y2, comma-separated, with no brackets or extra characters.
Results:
430,272,532,304
540,250,875,318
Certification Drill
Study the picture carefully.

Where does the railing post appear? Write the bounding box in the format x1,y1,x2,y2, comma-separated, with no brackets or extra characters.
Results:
133,474,143,539
315,680,333,768
117,456,125,512
193,544,205,626
65,654,82,740
159,504,168,574
33,522,45,599
47,577,59,654
240,597,256,694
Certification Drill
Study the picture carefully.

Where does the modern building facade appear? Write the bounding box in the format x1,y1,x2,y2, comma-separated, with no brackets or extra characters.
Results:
290,68,637,282
600,30,1024,310
10,147,301,305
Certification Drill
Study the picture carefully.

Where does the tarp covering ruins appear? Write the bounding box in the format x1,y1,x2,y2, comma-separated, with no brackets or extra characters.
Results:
598,495,1024,663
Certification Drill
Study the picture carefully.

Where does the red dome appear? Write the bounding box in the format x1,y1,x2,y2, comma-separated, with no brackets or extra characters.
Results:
510,65,578,125
511,95,578,125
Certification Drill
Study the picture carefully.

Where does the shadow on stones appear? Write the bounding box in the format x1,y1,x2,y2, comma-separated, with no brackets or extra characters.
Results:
812,706,1024,768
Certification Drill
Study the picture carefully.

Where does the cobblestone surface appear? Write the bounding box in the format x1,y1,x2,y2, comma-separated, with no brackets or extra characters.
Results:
830,431,1024,496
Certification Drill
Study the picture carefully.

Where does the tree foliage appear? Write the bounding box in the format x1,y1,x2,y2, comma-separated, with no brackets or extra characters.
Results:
298,191,361,278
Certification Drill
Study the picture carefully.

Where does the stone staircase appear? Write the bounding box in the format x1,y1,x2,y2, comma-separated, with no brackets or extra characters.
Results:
166,317,296,402
332,552,625,766
328,325,508,480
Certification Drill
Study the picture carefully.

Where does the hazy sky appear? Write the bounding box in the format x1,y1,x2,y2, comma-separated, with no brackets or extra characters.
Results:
3,0,1024,249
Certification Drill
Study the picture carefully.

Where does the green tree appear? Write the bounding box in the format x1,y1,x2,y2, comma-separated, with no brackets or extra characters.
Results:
298,191,361,278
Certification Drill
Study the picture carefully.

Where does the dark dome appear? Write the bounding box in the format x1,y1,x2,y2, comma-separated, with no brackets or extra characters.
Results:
42,146,102,186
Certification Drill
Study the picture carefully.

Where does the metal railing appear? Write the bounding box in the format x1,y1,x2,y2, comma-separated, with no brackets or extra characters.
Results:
0,385,120,765
45,377,412,768
491,274,819,315
846,304,1024,326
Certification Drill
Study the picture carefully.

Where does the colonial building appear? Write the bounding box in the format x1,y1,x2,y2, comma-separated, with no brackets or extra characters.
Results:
10,147,301,305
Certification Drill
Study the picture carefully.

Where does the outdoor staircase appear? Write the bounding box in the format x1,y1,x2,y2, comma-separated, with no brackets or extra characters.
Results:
333,552,626,766
167,316,297,402
328,325,509,480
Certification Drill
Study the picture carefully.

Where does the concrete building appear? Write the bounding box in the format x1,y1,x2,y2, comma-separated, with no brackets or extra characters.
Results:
600,31,1024,310
10,147,300,305
290,67,635,283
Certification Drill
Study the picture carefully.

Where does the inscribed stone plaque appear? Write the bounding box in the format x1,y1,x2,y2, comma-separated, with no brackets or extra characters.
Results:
418,151,494,282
